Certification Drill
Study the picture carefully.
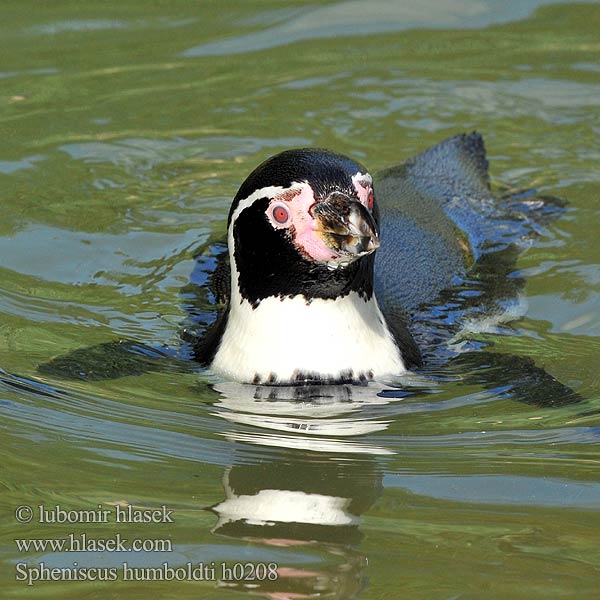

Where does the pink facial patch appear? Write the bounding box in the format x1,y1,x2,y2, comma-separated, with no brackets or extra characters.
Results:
266,183,339,262
351,172,374,211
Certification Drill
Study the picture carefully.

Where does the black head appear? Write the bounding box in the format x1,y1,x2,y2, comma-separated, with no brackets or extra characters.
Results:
228,148,380,306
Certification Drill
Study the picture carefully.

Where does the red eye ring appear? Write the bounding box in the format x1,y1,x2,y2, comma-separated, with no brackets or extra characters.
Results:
272,204,290,225
367,190,374,209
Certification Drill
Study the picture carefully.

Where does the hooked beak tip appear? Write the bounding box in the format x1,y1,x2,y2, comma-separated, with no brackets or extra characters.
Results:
312,195,380,261
368,236,380,252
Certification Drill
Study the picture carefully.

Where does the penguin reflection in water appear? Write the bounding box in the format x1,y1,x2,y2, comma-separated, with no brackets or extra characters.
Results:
39,133,579,404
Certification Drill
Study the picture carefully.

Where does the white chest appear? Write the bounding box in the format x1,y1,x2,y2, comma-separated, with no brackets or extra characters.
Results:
211,291,406,384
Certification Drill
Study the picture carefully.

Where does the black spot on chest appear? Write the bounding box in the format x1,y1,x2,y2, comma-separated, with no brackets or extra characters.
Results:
251,368,374,386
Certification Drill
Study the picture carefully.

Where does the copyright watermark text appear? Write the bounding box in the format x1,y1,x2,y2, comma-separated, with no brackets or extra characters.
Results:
13,503,279,586
15,503,173,524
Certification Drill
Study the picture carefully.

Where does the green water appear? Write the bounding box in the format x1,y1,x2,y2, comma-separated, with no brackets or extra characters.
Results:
1,1,599,598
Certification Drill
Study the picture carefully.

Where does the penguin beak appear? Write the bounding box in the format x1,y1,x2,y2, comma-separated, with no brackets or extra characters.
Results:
311,193,380,261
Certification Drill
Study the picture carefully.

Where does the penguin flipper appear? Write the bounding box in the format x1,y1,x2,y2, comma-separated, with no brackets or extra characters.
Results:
180,240,231,365
446,351,583,407
188,309,229,365
382,304,423,369
37,340,195,381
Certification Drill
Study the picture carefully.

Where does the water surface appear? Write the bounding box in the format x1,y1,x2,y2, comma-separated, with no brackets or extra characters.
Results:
1,1,599,598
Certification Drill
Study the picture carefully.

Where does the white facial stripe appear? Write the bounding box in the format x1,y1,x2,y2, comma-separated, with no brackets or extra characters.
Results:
231,181,341,265
227,182,309,305
230,173,372,232
229,184,290,229
228,188,288,305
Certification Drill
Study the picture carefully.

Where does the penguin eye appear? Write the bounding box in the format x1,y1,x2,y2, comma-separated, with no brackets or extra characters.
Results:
270,203,291,226
367,190,374,210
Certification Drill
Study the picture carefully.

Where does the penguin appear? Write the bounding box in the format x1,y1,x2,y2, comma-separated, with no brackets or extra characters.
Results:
38,131,579,406
196,132,519,385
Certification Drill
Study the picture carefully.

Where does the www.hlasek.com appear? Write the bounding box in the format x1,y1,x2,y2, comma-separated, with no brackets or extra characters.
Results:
15,532,172,553
14,504,278,585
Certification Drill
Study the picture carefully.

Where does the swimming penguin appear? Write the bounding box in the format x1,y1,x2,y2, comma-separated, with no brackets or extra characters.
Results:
208,147,406,385
194,132,539,385
36,132,579,405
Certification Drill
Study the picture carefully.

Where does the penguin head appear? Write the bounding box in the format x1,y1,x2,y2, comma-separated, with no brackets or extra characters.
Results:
228,148,380,306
